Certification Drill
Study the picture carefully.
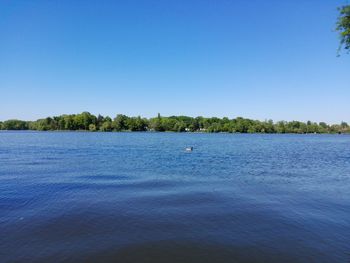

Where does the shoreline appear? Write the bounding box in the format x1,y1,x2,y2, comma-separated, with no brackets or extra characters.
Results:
0,130,348,135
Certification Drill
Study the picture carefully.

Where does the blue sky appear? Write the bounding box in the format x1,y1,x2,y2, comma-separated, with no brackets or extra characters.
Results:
1,0,349,123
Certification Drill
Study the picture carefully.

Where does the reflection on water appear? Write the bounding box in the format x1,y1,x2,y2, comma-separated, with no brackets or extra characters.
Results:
0,132,350,262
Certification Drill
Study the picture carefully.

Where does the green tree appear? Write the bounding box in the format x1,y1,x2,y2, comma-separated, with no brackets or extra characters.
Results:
173,121,186,132
74,112,96,130
113,114,129,131
96,114,105,129
35,118,52,131
2,120,28,130
127,116,147,131
150,113,165,131
63,115,76,130
336,5,350,53
100,120,112,131
161,118,177,131
275,121,286,133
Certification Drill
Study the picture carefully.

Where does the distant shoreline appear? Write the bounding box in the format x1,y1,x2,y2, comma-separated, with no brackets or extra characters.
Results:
1,112,349,134
0,130,349,135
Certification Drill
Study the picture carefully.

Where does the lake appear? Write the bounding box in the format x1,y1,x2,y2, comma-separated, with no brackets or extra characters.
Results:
0,132,349,262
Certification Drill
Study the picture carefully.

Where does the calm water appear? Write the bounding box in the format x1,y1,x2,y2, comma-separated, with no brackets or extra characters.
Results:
0,132,349,262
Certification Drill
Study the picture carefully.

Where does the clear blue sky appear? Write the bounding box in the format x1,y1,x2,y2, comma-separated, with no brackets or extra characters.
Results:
1,0,349,123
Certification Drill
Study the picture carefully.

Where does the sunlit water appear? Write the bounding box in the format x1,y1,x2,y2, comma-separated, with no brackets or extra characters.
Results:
0,131,349,262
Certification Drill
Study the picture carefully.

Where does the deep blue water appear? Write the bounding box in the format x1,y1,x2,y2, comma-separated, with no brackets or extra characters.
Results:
0,131,350,262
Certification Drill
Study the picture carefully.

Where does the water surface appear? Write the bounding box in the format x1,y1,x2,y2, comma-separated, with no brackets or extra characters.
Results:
0,132,349,262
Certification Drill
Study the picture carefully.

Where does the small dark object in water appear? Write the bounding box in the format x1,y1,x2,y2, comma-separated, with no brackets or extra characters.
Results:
185,147,193,152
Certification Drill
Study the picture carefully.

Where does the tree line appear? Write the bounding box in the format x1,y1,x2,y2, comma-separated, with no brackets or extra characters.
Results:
0,112,349,134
